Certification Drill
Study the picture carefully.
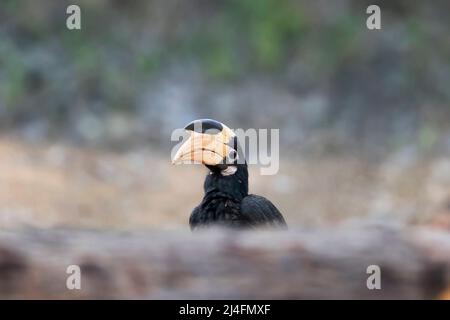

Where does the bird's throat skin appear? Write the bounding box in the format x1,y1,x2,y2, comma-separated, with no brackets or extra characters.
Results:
190,164,250,229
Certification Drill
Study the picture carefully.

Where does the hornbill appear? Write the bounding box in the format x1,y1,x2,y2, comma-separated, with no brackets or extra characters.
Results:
172,119,287,230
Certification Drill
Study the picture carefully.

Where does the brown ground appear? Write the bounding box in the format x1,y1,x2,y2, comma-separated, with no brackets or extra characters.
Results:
0,137,449,231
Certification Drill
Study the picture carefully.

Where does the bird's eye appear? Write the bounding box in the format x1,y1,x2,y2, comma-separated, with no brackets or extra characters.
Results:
226,150,238,163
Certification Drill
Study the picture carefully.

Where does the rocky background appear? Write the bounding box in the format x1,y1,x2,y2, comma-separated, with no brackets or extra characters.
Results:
0,0,450,298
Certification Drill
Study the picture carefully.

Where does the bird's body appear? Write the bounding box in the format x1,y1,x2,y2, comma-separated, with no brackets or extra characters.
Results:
190,164,286,229
172,119,287,230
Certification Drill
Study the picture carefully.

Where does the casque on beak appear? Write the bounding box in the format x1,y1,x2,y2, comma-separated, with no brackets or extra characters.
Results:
172,119,236,166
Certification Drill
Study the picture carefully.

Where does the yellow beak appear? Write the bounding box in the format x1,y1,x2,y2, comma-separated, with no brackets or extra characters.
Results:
172,128,235,166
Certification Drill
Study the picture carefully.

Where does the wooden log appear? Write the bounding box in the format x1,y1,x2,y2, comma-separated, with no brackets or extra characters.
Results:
0,224,449,299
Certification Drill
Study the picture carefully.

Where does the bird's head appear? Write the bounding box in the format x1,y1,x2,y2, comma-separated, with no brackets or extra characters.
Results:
172,119,242,176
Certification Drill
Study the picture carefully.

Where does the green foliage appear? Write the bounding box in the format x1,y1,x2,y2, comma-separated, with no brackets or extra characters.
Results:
137,51,163,75
228,0,305,70
1,0,448,149
180,0,306,79
0,40,26,107
406,19,427,49
419,125,438,150
3,0,19,13
304,15,362,76
62,31,100,73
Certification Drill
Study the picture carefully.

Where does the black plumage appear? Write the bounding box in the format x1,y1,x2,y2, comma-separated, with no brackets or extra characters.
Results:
189,163,287,230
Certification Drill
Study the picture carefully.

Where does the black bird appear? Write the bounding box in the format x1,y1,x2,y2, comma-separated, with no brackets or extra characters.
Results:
172,119,287,230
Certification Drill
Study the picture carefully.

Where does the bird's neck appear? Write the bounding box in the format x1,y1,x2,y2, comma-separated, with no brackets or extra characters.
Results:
203,164,249,202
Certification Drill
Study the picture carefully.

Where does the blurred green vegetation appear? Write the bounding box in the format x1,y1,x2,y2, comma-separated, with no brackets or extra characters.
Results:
1,0,444,86
0,0,449,154
0,40,26,107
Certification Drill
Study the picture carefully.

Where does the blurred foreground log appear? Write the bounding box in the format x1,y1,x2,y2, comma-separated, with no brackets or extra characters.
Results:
0,225,449,299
